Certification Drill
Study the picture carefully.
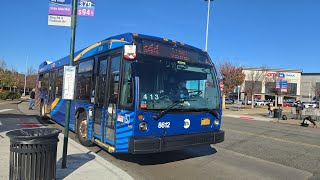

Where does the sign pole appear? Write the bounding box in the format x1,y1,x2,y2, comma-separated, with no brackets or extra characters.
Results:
278,80,282,120
62,0,78,169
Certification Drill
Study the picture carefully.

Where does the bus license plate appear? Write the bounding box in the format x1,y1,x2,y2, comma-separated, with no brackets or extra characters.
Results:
201,118,210,126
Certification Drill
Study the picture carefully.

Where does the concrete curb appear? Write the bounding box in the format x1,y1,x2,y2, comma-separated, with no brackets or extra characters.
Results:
59,133,134,180
16,99,134,179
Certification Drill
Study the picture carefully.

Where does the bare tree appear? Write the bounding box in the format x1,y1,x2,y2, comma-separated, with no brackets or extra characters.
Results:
219,61,245,108
0,58,7,91
312,83,320,101
26,66,38,91
244,68,268,108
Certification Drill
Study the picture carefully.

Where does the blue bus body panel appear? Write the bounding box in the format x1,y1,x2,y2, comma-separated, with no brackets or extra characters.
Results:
115,110,135,153
49,98,92,132
133,111,222,137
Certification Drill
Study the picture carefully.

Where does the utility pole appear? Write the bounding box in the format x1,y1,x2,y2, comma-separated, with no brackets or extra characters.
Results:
23,55,28,96
278,79,282,120
204,0,214,51
62,0,78,169
237,85,240,104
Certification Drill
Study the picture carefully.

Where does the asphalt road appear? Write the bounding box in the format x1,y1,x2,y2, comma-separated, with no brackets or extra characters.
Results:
85,116,319,180
0,101,319,179
0,101,41,133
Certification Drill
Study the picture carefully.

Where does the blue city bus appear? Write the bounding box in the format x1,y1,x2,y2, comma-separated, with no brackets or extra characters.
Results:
36,33,224,153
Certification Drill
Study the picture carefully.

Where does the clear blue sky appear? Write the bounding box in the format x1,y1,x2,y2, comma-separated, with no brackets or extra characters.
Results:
1,0,320,73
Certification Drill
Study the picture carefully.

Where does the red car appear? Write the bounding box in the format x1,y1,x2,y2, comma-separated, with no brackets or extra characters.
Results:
283,102,293,107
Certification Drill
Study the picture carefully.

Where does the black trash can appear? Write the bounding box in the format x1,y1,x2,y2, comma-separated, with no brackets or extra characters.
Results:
273,109,282,118
6,128,61,180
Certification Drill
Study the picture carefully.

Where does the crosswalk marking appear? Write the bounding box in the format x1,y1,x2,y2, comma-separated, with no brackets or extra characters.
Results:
0,121,2,125
0,109,14,113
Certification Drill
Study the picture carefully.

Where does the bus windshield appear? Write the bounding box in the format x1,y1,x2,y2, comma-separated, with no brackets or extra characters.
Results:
137,57,221,111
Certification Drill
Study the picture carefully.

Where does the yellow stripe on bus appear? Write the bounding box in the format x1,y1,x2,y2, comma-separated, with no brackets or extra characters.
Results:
73,39,126,62
74,42,102,62
51,98,60,110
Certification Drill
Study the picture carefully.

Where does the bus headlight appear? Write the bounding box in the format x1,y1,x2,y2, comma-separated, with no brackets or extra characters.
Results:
214,119,219,126
139,122,148,132
88,109,93,118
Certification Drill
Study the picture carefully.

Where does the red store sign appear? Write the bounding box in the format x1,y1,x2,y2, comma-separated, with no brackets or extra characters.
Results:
266,72,277,77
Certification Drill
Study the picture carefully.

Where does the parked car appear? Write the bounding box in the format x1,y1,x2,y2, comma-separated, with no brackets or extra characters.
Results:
234,99,243,104
254,99,265,106
242,99,252,105
225,98,234,104
282,102,292,107
302,102,318,108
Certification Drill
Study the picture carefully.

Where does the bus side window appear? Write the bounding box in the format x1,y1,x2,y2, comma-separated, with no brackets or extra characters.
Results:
55,68,63,97
120,61,133,108
76,60,93,100
41,73,49,92
107,56,120,105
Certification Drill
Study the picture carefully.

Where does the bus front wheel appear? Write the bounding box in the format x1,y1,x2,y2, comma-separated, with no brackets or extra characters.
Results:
77,112,93,147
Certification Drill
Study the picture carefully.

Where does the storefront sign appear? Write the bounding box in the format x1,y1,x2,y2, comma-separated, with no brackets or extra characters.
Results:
266,72,277,77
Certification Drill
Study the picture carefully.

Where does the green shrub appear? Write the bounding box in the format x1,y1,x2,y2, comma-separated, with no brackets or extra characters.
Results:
0,92,9,100
7,92,22,100
0,92,21,100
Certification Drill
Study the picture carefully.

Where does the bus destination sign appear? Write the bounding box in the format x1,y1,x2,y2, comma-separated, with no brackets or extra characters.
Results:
139,39,207,64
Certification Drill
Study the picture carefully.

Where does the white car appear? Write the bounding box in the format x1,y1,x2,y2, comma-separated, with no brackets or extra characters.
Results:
254,100,265,106
242,99,252,105
302,102,318,108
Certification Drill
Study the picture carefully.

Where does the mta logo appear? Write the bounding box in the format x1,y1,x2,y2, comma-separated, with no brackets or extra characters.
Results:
278,73,285,78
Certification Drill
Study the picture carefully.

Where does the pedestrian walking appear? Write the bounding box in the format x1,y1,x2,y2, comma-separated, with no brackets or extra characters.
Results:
295,101,303,120
29,89,35,110
267,103,272,117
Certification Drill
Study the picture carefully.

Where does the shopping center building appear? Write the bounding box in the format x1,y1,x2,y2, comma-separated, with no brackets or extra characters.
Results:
239,67,303,101
300,73,320,102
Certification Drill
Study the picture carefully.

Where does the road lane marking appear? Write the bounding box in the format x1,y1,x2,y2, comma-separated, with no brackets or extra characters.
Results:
239,116,255,120
225,128,320,149
0,121,2,125
0,109,14,113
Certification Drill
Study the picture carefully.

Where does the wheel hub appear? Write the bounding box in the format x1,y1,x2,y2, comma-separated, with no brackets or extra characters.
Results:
79,119,88,138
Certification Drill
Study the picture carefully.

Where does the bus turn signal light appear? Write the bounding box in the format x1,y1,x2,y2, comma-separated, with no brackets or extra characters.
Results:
138,114,144,120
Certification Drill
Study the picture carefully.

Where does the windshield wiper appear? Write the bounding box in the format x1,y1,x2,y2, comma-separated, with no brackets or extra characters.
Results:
152,99,196,120
187,108,220,119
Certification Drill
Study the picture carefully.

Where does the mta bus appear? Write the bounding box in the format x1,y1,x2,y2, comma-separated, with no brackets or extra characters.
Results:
36,33,224,154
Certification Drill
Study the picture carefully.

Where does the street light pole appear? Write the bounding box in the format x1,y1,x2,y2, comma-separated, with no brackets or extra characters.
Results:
205,0,214,51
23,55,28,96
237,85,240,104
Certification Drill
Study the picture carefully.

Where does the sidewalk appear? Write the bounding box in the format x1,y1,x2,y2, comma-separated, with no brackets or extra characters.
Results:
0,100,134,180
223,105,319,128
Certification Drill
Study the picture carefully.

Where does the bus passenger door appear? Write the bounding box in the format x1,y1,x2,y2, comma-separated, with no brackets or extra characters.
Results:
93,57,108,137
105,55,121,142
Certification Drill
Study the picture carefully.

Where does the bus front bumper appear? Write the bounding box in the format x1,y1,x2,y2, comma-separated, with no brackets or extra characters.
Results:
128,130,224,154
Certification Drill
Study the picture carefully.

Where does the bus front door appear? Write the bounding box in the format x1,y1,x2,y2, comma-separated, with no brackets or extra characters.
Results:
104,55,121,143
93,57,108,141
94,55,120,145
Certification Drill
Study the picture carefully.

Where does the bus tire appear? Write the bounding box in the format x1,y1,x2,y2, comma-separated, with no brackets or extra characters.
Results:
77,112,93,147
